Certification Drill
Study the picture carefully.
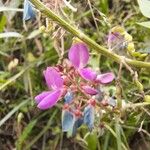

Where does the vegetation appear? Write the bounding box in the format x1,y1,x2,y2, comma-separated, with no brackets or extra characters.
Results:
0,0,150,149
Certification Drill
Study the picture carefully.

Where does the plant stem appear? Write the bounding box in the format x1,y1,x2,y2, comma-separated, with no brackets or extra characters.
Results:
30,0,150,69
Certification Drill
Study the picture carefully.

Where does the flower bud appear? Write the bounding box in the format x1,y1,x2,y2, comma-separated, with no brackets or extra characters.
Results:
124,33,133,41
8,58,19,71
144,95,150,103
127,42,135,52
17,112,24,124
39,25,46,33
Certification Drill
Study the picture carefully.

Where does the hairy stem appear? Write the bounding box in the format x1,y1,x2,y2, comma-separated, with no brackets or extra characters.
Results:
30,0,150,69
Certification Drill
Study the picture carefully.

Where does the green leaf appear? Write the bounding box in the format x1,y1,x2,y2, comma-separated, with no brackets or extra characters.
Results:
138,0,150,18
84,132,97,150
17,120,37,150
137,21,150,29
0,100,29,127
0,15,6,32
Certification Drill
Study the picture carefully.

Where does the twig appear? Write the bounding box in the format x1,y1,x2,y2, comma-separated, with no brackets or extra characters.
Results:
30,0,150,69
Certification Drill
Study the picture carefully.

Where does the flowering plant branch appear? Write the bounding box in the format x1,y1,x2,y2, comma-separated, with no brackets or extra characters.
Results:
29,0,150,69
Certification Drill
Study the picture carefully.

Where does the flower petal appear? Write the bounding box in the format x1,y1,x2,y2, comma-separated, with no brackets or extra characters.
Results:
82,86,98,95
64,90,74,104
68,43,89,69
108,32,120,42
83,105,95,131
96,72,115,84
69,117,83,137
43,67,63,90
23,0,35,21
79,68,97,81
35,91,51,104
62,110,74,132
37,90,61,109
108,97,117,107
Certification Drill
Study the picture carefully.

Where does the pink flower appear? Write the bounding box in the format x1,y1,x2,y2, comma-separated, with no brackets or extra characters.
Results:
35,67,63,109
68,42,89,69
68,42,96,81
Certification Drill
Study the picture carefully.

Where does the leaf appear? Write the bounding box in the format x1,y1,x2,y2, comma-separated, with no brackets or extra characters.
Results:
138,0,150,18
17,120,37,150
0,15,6,32
0,32,23,38
25,110,58,149
0,100,29,127
85,132,97,150
137,21,150,29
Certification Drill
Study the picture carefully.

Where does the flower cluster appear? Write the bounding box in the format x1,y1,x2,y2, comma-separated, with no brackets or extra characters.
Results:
35,42,115,136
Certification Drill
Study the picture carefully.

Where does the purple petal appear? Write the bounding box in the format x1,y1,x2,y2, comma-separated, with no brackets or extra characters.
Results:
68,43,89,69
37,89,61,110
96,72,115,84
35,91,51,104
82,86,98,95
43,67,63,90
79,68,97,81
108,32,120,42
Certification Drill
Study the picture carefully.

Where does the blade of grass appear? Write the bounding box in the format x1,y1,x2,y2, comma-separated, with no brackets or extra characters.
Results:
103,131,110,150
17,119,37,150
0,99,29,127
24,109,58,149
0,66,31,91
115,119,122,150
105,123,128,150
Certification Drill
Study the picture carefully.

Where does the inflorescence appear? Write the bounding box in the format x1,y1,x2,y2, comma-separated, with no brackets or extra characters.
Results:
35,42,115,136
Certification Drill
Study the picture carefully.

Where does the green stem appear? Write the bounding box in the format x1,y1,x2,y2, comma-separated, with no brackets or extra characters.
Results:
30,0,150,69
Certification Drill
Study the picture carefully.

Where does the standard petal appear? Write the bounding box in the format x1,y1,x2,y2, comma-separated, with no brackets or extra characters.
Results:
35,91,51,104
37,90,61,109
43,67,63,90
68,43,89,69
82,86,98,95
79,68,97,81
96,72,115,84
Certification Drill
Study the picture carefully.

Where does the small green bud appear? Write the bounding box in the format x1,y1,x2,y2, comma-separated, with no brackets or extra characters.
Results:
17,112,24,124
134,79,143,92
124,33,133,41
144,95,150,103
127,42,135,52
111,26,125,34
39,25,46,33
